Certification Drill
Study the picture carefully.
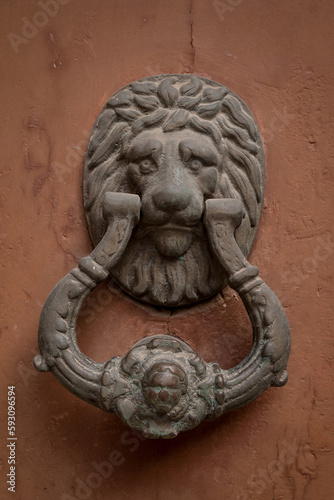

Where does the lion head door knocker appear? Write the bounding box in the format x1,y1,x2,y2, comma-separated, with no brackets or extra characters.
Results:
34,75,290,439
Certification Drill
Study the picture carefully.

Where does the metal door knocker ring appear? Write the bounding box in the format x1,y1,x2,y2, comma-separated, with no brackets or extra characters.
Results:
34,75,290,439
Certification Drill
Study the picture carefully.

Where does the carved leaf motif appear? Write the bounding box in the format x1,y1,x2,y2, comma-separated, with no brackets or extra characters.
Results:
180,77,203,96
202,86,226,102
217,116,259,154
96,109,116,129
197,102,221,119
115,108,142,122
132,109,168,135
54,333,69,350
88,123,128,170
163,110,189,131
88,109,116,158
178,95,201,110
188,116,221,145
157,78,179,107
263,327,290,363
107,90,133,108
54,317,67,333
222,95,257,140
228,144,262,202
259,286,291,364
131,81,157,95
134,94,160,111
84,160,113,210
63,279,85,300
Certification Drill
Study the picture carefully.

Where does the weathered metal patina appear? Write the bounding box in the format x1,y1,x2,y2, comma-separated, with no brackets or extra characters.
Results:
34,75,290,438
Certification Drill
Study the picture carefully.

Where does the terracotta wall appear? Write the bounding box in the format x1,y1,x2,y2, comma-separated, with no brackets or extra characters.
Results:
1,0,333,498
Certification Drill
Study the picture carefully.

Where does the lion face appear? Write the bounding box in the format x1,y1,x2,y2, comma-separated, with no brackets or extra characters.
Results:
83,75,265,306
126,128,220,258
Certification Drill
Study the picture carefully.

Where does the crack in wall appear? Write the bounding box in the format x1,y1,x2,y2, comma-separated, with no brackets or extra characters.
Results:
189,0,195,72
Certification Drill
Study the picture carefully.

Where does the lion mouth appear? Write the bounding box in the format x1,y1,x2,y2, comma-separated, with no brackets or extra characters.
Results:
152,229,194,258
137,224,196,258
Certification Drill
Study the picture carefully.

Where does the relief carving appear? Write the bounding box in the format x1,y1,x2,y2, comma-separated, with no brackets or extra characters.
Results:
83,75,265,306
34,75,290,439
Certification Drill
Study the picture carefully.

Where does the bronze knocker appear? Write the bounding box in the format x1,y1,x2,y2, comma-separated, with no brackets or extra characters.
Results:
34,75,290,439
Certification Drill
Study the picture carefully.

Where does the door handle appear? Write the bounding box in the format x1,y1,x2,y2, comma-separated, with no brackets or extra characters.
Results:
34,75,290,439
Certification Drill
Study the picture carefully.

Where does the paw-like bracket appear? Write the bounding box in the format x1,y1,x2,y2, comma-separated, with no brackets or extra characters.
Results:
34,192,290,439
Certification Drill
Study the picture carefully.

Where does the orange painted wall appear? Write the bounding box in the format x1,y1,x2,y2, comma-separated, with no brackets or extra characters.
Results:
1,1,333,499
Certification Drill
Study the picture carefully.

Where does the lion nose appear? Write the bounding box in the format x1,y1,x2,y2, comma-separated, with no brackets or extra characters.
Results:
153,187,191,212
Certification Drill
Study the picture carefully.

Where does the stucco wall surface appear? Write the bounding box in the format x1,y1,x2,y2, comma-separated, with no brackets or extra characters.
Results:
0,1,333,499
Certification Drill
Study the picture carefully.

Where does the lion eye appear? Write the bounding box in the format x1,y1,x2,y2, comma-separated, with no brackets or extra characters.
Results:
139,158,157,174
188,158,203,172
